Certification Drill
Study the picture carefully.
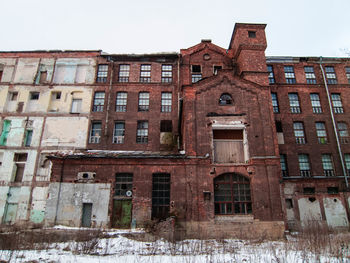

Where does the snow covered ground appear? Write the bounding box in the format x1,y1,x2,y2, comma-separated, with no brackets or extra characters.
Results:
0,226,349,263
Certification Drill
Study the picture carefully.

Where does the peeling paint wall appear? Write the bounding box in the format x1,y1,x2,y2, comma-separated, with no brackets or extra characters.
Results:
13,58,40,84
30,187,48,224
323,197,349,228
45,183,110,227
298,198,322,225
53,58,96,84
0,58,16,82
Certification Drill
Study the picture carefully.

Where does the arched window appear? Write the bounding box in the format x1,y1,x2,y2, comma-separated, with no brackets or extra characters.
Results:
219,93,233,105
214,173,252,215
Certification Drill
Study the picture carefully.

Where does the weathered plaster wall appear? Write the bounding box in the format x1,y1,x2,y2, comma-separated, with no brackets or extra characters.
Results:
323,197,349,228
0,58,16,82
53,58,96,84
298,198,322,224
13,58,40,84
45,183,110,227
30,186,48,224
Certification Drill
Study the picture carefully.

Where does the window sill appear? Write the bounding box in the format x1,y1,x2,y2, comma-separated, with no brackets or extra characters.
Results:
214,215,254,222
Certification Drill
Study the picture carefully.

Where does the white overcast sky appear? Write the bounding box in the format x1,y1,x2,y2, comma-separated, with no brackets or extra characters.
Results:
1,0,349,57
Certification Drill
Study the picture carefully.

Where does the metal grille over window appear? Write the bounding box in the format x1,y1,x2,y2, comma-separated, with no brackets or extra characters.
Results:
214,173,252,215
310,93,322,113
338,122,349,143
119,64,130,82
161,65,172,83
331,93,343,113
219,93,233,105
315,122,327,144
96,65,108,83
293,122,306,144
136,121,148,143
304,66,316,84
271,93,279,113
322,154,335,176
138,92,149,111
288,93,300,113
267,65,275,84
89,122,101,143
116,92,127,112
92,92,105,112
115,173,133,197
284,66,296,84
161,92,172,112
298,154,311,177
280,154,288,177
152,173,170,220
113,122,125,144
140,64,151,82
325,66,337,84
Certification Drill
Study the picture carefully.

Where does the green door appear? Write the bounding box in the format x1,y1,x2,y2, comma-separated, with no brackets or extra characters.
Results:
3,203,17,224
112,200,132,228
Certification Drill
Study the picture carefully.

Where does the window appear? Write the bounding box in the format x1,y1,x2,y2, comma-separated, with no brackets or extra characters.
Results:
161,65,172,83
331,93,343,113
310,93,322,113
325,66,337,84
346,67,350,84
298,154,311,177
219,93,233,105
161,92,172,112
9,92,18,101
315,122,327,144
288,93,300,113
140,64,151,82
24,130,33,147
275,121,283,132
30,92,40,100
113,122,125,144
0,70,3,82
293,122,306,144
152,173,170,219
213,130,244,163
267,65,275,84
38,70,48,84
327,187,339,194
271,93,279,113
191,65,202,83
115,173,133,197
304,66,316,84
92,92,105,112
214,173,252,215
338,122,349,144
138,92,149,111
248,31,256,38
51,91,61,100
280,154,288,177
0,120,11,146
345,154,350,176
116,92,127,112
89,121,101,143
303,187,315,194
322,154,335,176
71,99,82,113
284,66,296,84
13,153,27,182
96,64,108,83
118,64,130,82
213,65,222,75
136,121,148,143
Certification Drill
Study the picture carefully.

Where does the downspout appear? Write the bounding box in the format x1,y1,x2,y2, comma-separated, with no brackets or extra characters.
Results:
54,157,66,225
319,58,348,188
104,57,114,136
177,55,182,150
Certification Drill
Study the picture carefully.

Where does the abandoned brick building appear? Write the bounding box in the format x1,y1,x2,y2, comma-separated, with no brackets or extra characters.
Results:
0,23,349,238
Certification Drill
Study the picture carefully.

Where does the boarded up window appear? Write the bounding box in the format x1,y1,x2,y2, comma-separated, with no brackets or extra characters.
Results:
213,130,244,163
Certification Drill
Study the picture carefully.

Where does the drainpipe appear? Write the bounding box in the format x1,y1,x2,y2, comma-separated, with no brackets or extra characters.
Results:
319,58,349,188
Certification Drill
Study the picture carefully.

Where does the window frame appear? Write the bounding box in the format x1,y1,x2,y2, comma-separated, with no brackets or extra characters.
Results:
118,64,130,82
116,92,127,112
284,66,296,84
89,121,102,143
315,122,327,144
331,93,344,113
161,92,172,112
267,65,275,84
288,93,301,113
280,154,288,177
298,154,311,177
293,122,306,144
161,65,172,83
271,92,279,113
136,121,148,143
113,121,125,144
310,93,322,113
92,92,105,112
138,92,150,112
337,122,349,144
96,64,108,83
325,66,337,84
140,64,151,83
304,66,316,84
322,154,335,176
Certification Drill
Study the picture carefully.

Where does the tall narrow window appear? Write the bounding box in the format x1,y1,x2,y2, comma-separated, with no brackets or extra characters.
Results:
13,153,27,182
138,92,149,111
293,122,306,144
140,64,151,82
152,173,170,219
310,93,322,113
71,99,82,113
346,67,350,84
325,66,337,84
161,65,172,83
118,64,130,82
284,66,296,84
322,154,335,176
136,121,148,143
0,120,11,146
331,93,343,113
337,122,349,144
288,93,301,113
116,92,127,112
267,65,275,84
161,92,172,112
24,130,33,147
315,122,327,144
298,154,311,177
345,154,350,176
96,64,108,83
280,154,288,177
304,66,316,84
191,65,202,83
92,92,105,112
271,93,279,113
113,122,125,144
89,121,101,143
214,173,252,215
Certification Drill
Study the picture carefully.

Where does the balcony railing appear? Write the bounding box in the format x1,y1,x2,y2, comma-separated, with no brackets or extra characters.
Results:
300,170,311,177
324,169,335,177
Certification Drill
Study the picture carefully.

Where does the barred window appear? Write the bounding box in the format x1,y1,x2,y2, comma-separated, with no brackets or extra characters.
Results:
161,65,172,83
113,122,125,144
322,154,335,176
92,92,105,112
119,64,130,82
161,92,172,112
325,66,337,84
271,93,279,113
293,122,306,144
298,154,311,177
137,121,148,143
116,92,127,112
284,66,296,84
140,64,151,82
315,122,327,144
288,93,301,113
138,92,149,111
310,93,322,113
331,93,343,113
96,64,108,83
304,66,316,84
267,65,275,84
